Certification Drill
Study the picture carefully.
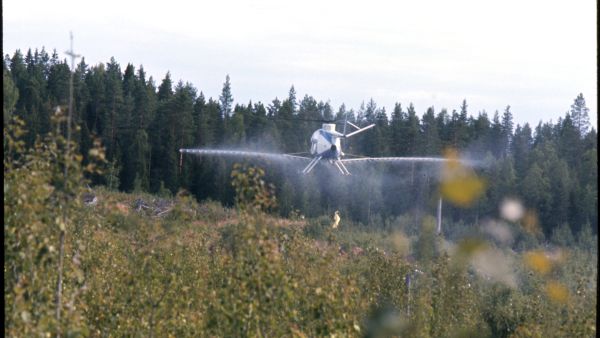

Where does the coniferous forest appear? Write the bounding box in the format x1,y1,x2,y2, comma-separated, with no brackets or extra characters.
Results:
4,48,597,336
4,48,597,235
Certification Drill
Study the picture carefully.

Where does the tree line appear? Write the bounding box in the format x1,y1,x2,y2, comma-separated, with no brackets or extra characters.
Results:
3,48,597,238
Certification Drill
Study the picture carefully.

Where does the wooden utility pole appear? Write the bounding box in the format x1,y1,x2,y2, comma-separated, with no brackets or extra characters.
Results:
56,32,80,337
437,197,443,235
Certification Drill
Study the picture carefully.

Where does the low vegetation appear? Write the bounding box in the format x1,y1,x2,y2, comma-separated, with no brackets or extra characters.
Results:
4,116,596,337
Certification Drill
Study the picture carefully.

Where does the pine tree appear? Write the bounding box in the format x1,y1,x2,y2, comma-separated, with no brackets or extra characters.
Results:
148,72,173,192
74,58,90,134
363,98,377,123
361,103,388,157
169,81,196,190
521,162,551,233
192,92,208,145
558,113,581,168
83,63,106,135
470,111,491,155
219,74,233,118
549,158,571,228
267,97,281,118
576,144,598,231
570,93,590,136
533,121,555,147
132,65,156,131
103,57,124,163
297,95,320,151
288,85,297,114
453,99,470,149
3,65,19,123
511,123,533,181
527,142,562,234
227,104,246,146
205,97,224,145
373,106,390,156
18,48,50,144
389,103,405,156
249,101,269,144
8,51,28,112
37,47,51,78
401,103,420,156
129,129,151,191
46,59,70,108
334,103,347,123
117,63,137,191
120,65,136,130
436,108,451,150
500,105,514,157
420,106,441,155
318,100,334,121
490,111,503,157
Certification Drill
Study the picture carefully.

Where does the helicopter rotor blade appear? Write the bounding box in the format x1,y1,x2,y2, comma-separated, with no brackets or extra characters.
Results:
268,116,339,124
344,123,375,138
346,121,361,131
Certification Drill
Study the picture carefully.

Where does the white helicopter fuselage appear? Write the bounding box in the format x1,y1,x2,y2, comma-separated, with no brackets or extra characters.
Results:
310,124,344,160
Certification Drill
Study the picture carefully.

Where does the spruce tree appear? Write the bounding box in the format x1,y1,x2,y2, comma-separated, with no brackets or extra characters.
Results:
227,104,246,146
288,85,297,114
558,113,581,168
470,111,491,155
404,103,420,155
500,105,514,157
148,72,173,192
129,129,151,191
248,101,269,144
297,95,320,151
453,99,470,149
205,98,224,145
219,74,233,118
192,92,208,145
436,108,450,150
118,63,137,190
318,100,334,121
19,49,50,144
83,64,106,134
511,123,533,181
490,111,503,157
420,106,441,155
103,57,124,162
47,59,70,108
373,106,390,156
170,81,196,189
570,93,590,136
3,65,19,123
73,58,90,134
389,103,404,156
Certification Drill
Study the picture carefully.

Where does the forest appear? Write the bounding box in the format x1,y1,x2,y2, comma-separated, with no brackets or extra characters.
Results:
3,48,597,237
3,47,598,337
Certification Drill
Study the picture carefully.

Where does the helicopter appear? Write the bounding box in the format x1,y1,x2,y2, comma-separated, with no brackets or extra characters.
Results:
179,116,458,176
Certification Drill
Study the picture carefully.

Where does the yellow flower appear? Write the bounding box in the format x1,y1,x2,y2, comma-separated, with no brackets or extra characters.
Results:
440,148,485,207
524,251,551,275
546,281,569,304
521,209,541,235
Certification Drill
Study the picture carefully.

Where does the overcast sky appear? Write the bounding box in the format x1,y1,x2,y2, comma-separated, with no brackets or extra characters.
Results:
3,0,597,128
